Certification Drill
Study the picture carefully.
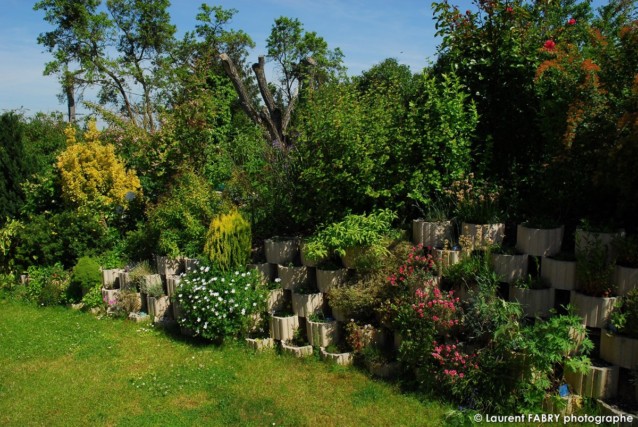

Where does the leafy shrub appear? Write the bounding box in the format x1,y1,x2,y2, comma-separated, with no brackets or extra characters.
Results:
24,263,70,306
14,210,116,269
176,266,268,342
69,256,102,301
81,282,105,309
613,235,638,268
204,210,251,272
610,289,638,338
147,169,225,257
576,241,615,297
305,209,397,269
57,120,142,210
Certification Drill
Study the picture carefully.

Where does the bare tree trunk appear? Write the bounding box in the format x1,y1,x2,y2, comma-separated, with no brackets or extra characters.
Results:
64,72,76,124
220,53,312,148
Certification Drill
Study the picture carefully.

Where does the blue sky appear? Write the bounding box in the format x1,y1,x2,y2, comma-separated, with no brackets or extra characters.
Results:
0,0,453,117
0,0,605,117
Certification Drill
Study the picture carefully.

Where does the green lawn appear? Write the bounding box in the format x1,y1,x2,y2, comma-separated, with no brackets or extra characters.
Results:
0,296,451,426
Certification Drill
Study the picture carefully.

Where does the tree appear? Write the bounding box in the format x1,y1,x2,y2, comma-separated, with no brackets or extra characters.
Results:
266,17,345,105
219,16,344,148
34,0,176,130
0,113,28,219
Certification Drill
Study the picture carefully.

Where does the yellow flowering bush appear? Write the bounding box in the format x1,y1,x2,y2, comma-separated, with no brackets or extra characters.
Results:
57,120,142,209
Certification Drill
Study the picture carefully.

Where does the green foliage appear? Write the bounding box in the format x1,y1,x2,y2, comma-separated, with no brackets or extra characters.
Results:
517,313,592,410
613,235,638,268
128,261,153,291
81,282,104,309
34,0,176,131
24,263,70,306
307,210,396,258
611,289,638,338
204,210,251,272
406,72,477,213
146,169,225,257
176,266,268,342
576,241,615,297
69,256,102,301
14,209,116,269
141,277,164,298
0,112,28,219
266,16,345,103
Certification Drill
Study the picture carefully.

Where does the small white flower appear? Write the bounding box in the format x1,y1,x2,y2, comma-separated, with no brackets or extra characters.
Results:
204,266,210,273
241,308,246,315
252,302,257,307
241,273,246,277
275,278,281,283
231,289,235,294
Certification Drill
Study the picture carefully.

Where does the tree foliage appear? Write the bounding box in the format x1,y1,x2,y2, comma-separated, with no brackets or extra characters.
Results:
57,120,142,210
34,0,176,130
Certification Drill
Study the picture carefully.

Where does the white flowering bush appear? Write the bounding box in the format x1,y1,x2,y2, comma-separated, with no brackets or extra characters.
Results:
175,265,268,342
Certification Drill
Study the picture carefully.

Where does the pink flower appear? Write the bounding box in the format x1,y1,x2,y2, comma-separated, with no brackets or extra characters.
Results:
544,40,556,50
459,373,465,378
568,18,576,25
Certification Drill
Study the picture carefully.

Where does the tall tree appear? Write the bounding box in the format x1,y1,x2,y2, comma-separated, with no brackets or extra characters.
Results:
34,0,176,131
0,113,28,219
220,16,344,147
266,17,345,105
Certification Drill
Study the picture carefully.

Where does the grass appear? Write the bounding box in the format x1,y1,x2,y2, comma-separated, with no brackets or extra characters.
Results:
0,296,452,426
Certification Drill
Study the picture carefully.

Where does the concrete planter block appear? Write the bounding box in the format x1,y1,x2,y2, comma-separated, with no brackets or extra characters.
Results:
461,222,505,250
266,288,287,313
492,253,528,283
509,285,555,318
277,265,309,291
264,237,299,265
614,265,638,296
101,268,124,289
245,337,274,351
166,274,181,298
147,295,170,321
600,332,638,370
575,229,625,261
306,318,339,347
541,257,577,291
516,224,564,257
316,268,347,293
412,219,453,248
156,255,181,276
247,262,275,282
292,292,323,318
281,342,313,357
564,364,619,400
269,314,299,342
571,291,617,328
434,249,462,275
320,347,353,366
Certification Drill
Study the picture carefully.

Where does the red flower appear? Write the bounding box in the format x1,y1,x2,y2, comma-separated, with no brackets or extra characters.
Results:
544,40,556,50
505,6,513,13
568,18,576,25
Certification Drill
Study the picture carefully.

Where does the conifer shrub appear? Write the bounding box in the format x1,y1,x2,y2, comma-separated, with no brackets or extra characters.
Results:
204,210,251,272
